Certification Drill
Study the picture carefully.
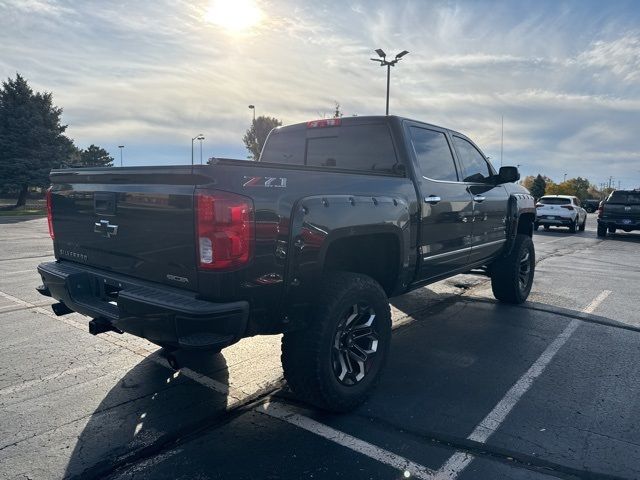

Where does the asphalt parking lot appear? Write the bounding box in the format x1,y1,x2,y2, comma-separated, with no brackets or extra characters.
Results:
1,214,639,480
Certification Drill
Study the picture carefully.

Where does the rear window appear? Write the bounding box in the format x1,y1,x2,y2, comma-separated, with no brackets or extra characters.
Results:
540,197,571,205
260,124,398,174
609,191,640,204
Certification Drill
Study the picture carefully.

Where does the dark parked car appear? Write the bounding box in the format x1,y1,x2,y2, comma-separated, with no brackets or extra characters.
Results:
584,199,600,213
37,115,536,411
597,189,640,237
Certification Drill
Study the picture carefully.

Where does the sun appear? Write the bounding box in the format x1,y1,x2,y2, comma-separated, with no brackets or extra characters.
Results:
204,0,263,33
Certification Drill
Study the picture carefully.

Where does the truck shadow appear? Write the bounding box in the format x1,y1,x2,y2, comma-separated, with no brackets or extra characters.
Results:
63,349,230,480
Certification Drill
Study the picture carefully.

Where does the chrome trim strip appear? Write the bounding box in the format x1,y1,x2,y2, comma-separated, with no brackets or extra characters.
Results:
422,246,472,262
473,239,507,249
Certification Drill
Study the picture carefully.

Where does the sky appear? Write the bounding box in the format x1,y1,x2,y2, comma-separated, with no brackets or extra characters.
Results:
1,0,639,188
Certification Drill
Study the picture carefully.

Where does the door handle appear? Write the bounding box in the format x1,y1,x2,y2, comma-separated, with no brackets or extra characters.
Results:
424,196,441,204
473,195,486,203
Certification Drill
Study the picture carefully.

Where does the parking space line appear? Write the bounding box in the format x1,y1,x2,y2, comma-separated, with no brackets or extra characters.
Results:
257,401,437,480
0,289,271,408
435,290,612,479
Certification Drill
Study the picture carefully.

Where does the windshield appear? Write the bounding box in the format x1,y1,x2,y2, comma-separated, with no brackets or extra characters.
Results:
609,191,640,204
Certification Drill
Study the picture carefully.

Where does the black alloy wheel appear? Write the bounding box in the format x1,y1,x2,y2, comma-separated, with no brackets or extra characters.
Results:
332,303,380,386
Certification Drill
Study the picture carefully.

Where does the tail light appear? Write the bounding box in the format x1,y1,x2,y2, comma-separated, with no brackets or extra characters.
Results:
598,203,603,218
195,190,254,270
561,205,574,210
46,188,55,239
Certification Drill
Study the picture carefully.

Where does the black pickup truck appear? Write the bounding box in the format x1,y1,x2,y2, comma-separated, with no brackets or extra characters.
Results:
38,115,536,411
597,189,640,237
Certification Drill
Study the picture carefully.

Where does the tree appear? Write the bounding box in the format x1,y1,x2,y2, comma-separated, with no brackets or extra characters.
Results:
70,144,114,167
565,177,591,202
242,115,282,160
0,74,75,208
521,175,535,192
529,174,547,199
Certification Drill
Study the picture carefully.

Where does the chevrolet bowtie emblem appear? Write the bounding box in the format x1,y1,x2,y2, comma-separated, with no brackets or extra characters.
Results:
94,219,118,238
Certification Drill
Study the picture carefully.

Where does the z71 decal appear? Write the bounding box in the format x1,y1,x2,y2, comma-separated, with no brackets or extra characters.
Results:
242,176,287,188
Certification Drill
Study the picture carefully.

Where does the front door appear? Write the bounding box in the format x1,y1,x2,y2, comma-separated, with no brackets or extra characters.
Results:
451,135,509,264
406,125,475,281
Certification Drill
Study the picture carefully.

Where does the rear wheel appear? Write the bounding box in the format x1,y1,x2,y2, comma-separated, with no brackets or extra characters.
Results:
597,223,607,237
543,225,550,231
569,219,577,233
490,234,535,304
533,223,539,231
579,217,586,232
608,226,616,234
281,272,391,412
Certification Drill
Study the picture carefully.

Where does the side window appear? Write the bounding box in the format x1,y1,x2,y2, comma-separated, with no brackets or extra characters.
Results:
452,136,491,182
409,127,458,181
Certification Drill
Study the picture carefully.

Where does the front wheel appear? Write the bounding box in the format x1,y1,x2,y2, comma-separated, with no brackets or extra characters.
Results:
490,234,535,304
281,272,391,412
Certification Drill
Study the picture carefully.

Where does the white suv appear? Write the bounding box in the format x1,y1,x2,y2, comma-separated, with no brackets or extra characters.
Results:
535,195,587,233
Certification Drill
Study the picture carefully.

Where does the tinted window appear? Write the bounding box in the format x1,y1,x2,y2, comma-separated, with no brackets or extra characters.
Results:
305,124,398,173
260,124,398,173
452,136,491,182
540,197,571,205
409,127,458,181
609,191,640,204
259,129,305,164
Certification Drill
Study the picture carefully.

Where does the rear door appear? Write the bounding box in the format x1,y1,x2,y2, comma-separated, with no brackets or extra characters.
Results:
450,135,508,264
405,124,475,280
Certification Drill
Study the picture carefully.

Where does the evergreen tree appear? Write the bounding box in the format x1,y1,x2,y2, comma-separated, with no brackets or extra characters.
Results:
242,115,282,160
71,144,114,167
530,174,546,199
0,74,74,208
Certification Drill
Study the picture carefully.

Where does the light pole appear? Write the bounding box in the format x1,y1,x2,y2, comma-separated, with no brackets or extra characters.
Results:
191,134,204,166
564,173,567,182
198,135,205,164
118,145,124,167
370,49,409,115
248,104,255,122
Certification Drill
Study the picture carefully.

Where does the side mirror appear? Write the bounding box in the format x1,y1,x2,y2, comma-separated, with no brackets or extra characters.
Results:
498,166,520,184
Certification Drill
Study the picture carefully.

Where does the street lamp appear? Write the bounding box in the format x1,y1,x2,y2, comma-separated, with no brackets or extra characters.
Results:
248,104,255,122
118,145,124,167
563,173,567,182
370,49,409,115
198,135,205,165
191,134,204,166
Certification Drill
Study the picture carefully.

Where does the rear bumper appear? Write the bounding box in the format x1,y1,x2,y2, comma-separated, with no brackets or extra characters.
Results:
36,261,249,350
598,218,640,231
536,215,574,226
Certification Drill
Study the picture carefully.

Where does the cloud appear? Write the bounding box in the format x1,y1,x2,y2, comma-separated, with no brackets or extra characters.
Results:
0,0,639,187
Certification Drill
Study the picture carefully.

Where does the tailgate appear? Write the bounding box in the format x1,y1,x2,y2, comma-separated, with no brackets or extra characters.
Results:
603,203,640,220
50,168,200,291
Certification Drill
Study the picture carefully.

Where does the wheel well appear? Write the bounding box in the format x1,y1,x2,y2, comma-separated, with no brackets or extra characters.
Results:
518,212,535,237
323,234,400,296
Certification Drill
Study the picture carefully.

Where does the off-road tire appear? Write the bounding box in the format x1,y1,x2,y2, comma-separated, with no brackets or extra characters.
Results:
281,272,391,412
597,223,607,237
490,234,535,304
